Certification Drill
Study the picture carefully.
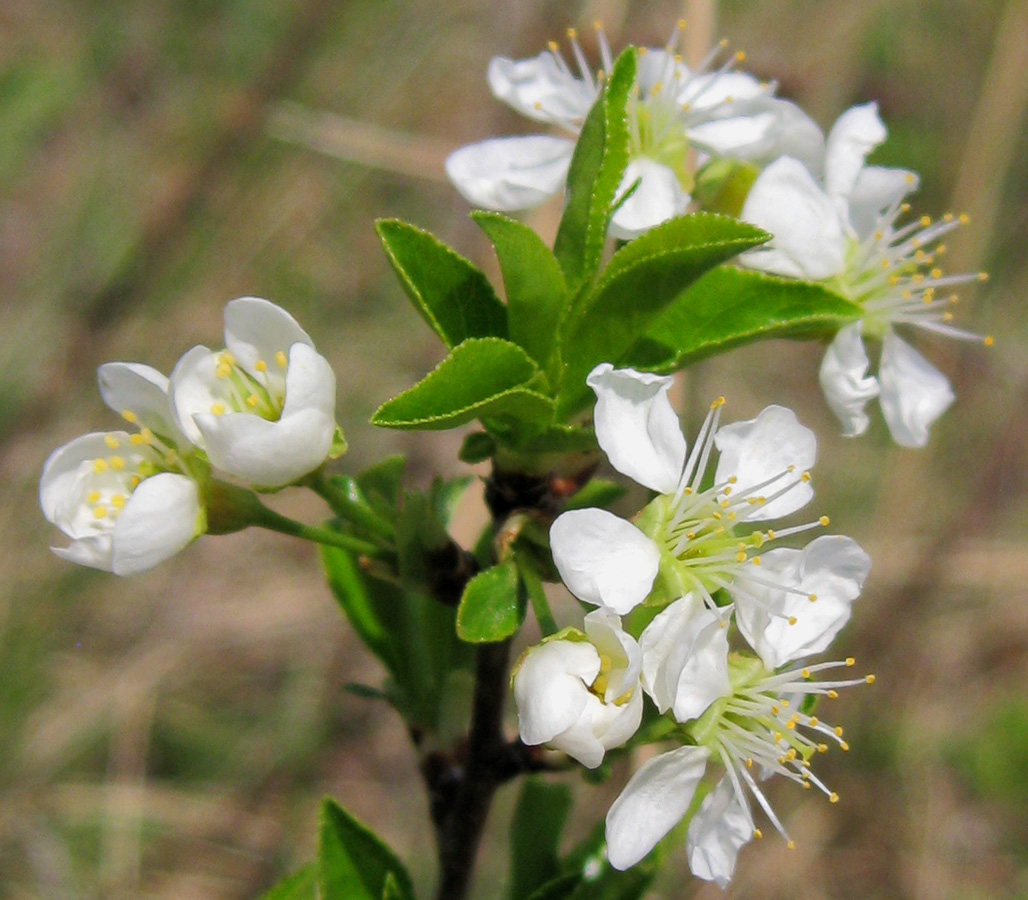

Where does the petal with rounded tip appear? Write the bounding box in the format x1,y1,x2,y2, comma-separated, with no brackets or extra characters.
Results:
605,745,710,870
224,297,314,395
445,136,573,212
549,509,660,614
111,472,202,575
170,345,220,446
587,364,686,494
879,330,954,448
583,608,642,702
609,159,690,240
819,323,880,437
52,534,113,571
734,535,870,669
97,363,183,443
848,165,919,239
686,777,754,888
714,405,816,520
487,53,595,125
639,594,706,712
740,157,847,279
824,102,886,201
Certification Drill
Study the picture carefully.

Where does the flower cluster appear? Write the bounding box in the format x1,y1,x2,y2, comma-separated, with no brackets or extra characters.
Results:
740,102,992,446
446,22,822,238
513,365,872,885
40,298,343,575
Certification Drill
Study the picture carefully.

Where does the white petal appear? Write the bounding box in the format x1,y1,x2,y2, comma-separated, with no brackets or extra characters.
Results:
586,364,686,494
445,136,573,212
878,331,954,448
714,405,817,520
514,640,598,746
40,432,126,526
609,159,690,239
487,53,595,125
735,535,871,669
686,778,754,888
679,71,765,109
639,594,706,712
280,342,336,420
662,609,731,723
97,362,184,444
52,534,114,571
605,745,710,870
111,473,202,575
224,297,315,383
735,98,825,171
196,407,335,488
687,112,778,159
847,165,919,238
819,323,881,437
639,50,692,97
740,157,847,279
549,509,660,614
170,345,220,446
824,102,886,201
549,688,643,768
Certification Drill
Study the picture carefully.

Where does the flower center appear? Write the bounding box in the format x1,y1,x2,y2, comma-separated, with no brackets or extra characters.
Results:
208,349,289,421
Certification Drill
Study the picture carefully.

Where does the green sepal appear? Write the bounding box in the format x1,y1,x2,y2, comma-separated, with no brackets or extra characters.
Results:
456,556,526,643
318,798,416,900
553,48,635,294
693,158,760,217
625,266,863,373
557,214,769,415
256,864,317,900
473,210,568,381
371,338,554,439
375,218,507,348
510,779,574,900
328,424,348,460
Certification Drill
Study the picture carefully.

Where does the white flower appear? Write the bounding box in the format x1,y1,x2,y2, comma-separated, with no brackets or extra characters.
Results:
513,608,643,768
741,102,990,447
549,365,869,657
171,297,342,489
446,23,823,238
40,363,206,575
606,601,874,881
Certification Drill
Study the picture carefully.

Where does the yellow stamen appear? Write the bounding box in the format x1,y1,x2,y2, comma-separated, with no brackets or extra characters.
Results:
104,434,120,449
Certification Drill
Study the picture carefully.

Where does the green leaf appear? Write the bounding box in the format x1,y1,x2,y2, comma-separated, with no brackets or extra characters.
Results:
371,338,554,434
510,780,573,900
553,49,635,293
318,798,415,900
456,557,525,643
473,211,567,380
625,266,863,373
517,424,597,455
256,864,317,900
557,214,769,415
356,455,407,518
376,218,507,348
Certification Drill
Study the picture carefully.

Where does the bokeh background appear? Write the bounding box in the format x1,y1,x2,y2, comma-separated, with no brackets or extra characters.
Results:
2,0,1027,897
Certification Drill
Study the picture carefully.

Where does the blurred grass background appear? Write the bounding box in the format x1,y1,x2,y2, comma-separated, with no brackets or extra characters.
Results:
2,0,1027,897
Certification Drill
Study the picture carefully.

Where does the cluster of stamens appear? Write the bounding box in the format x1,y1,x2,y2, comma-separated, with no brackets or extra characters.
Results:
652,399,829,626
208,349,288,421
544,22,764,179
839,202,992,346
692,656,875,846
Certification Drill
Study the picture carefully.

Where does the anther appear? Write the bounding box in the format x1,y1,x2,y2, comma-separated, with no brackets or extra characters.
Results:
255,359,267,372
121,409,137,424
787,840,796,851
817,743,828,753
788,616,797,626
566,27,577,39
984,335,994,347
959,213,970,224
109,456,125,471
840,741,850,752
834,726,844,737
819,515,829,526
919,215,931,227
846,657,855,666
735,50,745,62
829,792,839,804
93,505,108,519
753,828,763,839
866,674,876,684
111,494,126,509
129,434,144,446
547,40,559,52
978,272,989,282
275,350,288,368
827,690,839,700
801,669,810,678
87,490,101,504
93,458,108,474
752,556,761,566
808,716,819,726
246,395,259,408
211,402,226,415
801,472,811,483
809,593,818,603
